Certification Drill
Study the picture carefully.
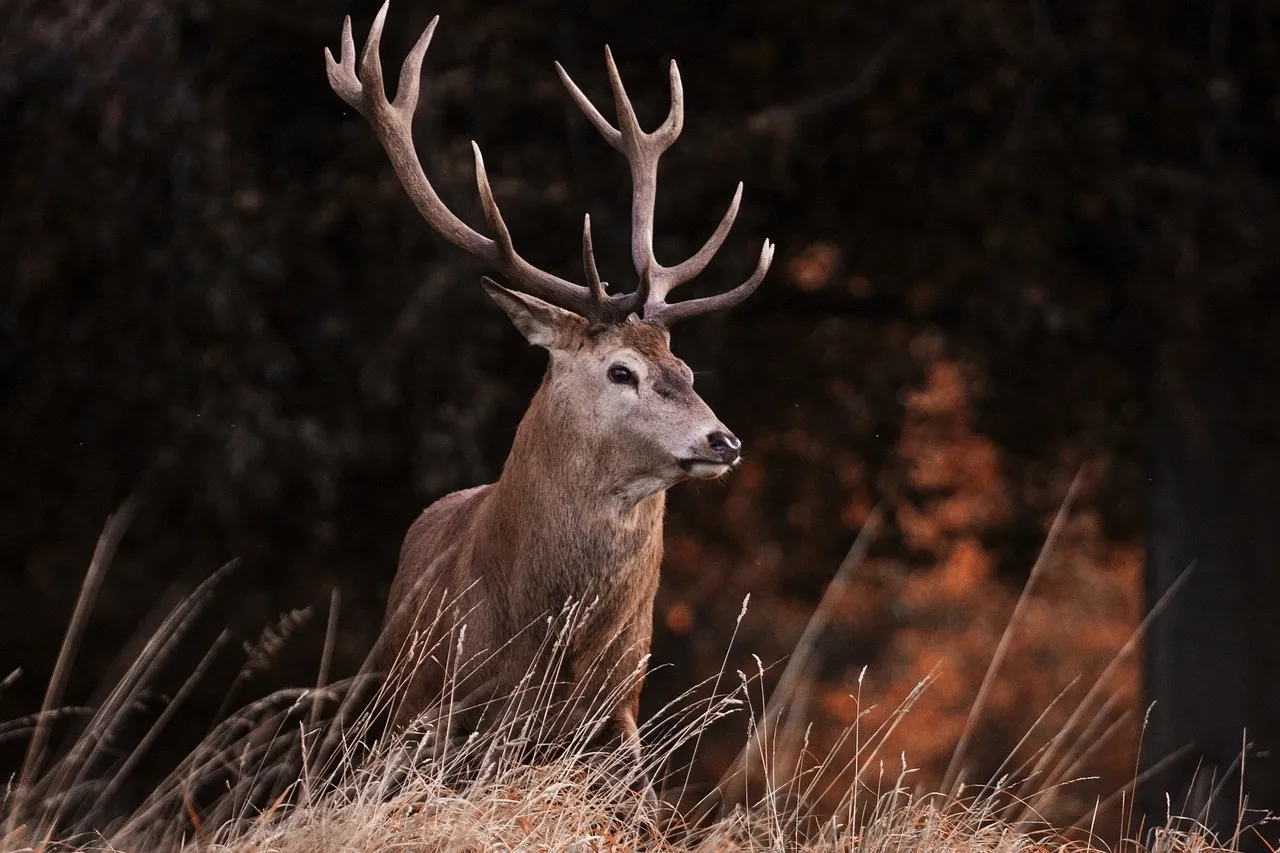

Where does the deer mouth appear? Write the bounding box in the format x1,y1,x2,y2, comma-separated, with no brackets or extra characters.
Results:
678,458,735,479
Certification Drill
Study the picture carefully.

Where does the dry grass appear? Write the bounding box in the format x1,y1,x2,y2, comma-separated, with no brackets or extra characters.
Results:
0,503,1256,853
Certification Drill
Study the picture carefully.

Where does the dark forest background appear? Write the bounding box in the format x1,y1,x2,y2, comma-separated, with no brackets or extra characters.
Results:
3,0,1279,843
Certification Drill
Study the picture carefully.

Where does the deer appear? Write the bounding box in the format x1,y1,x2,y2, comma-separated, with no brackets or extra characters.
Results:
325,3,773,796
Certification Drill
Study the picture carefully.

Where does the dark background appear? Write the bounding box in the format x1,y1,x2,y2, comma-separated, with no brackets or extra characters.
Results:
3,0,1278,842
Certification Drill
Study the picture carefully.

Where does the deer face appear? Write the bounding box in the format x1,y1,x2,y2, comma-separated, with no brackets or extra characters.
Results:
576,320,740,480
485,281,741,497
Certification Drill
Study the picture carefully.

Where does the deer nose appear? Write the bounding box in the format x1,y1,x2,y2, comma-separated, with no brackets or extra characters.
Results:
707,430,742,464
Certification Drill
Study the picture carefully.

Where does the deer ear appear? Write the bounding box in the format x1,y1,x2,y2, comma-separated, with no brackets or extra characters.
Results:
481,277,582,349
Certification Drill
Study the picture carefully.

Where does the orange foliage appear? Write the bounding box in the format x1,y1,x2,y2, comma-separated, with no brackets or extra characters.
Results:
655,341,1142,832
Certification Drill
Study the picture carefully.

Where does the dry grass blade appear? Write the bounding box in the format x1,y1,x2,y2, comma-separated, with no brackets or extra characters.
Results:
717,504,883,810
35,560,241,829
307,589,341,738
97,630,231,809
5,494,139,835
1012,560,1199,827
0,670,20,696
943,467,1082,792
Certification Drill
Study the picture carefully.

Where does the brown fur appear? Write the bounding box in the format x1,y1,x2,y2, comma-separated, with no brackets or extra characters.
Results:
375,313,734,766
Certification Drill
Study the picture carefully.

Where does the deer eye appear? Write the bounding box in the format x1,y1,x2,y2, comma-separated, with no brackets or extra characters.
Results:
607,364,638,386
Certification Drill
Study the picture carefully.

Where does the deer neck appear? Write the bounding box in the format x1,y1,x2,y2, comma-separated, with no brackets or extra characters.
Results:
481,376,666,561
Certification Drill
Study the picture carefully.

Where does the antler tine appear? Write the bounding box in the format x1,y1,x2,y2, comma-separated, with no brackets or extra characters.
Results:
356,2,392,112
603,48,646,151
646,239,775,327
654,182,742,302
324,17,366,115
555,61,621,148
627,260,655,322
327,4,612,319
653,55,684,147
392,11,436,114
471,143,518,261
582,215,608,318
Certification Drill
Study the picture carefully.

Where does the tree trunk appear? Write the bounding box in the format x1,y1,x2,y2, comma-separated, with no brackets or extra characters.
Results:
1142,347,1280,848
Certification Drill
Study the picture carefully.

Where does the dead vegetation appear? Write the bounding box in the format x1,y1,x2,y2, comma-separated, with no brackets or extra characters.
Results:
0,503,1259,853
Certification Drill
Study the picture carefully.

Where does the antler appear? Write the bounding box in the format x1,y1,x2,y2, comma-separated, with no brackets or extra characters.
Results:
556,50,774,326
325,3,629,323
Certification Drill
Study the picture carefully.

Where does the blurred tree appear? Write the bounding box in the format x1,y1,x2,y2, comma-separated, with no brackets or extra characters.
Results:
1145,337,1280,845
1126,4,1280,846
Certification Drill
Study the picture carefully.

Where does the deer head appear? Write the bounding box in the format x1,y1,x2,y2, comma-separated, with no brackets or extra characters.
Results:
325,4,772,498
482,280,743,502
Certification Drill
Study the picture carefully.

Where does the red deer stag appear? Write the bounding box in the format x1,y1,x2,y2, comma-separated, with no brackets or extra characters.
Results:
326,3,773,783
